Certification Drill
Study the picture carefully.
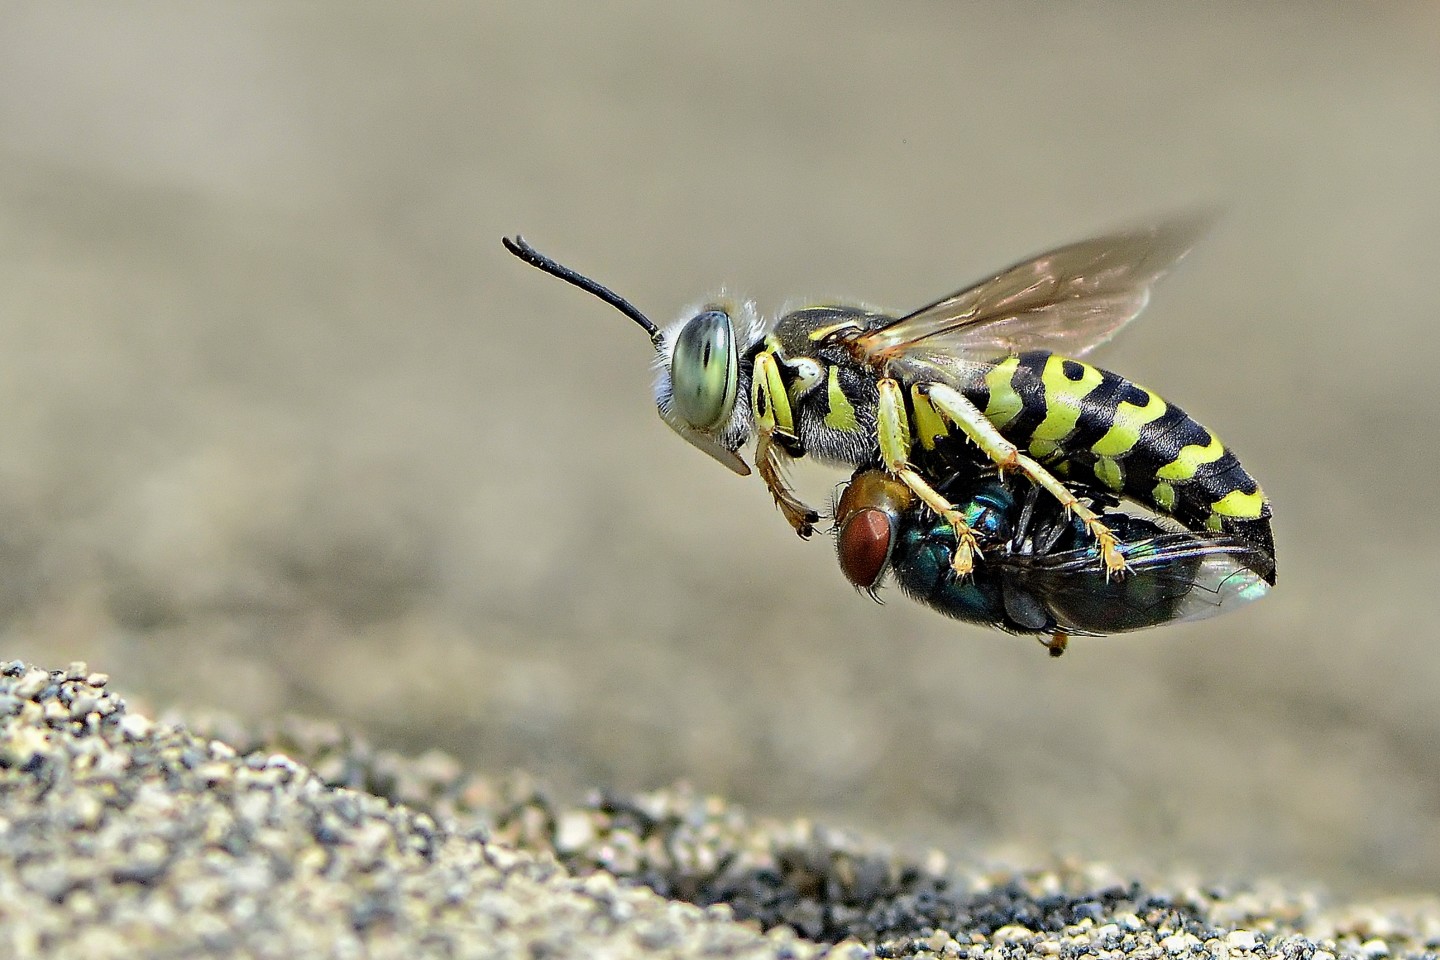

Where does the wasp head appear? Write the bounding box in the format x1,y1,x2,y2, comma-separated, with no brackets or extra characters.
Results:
503,236,755,475
653,299,759,476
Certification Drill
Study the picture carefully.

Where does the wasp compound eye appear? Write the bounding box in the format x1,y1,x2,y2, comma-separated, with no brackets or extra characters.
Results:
669,309,738,431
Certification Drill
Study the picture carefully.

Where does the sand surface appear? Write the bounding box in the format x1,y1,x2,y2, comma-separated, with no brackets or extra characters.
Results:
6,660,1440,959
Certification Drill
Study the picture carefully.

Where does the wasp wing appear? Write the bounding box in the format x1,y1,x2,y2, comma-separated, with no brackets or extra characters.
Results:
996,531,1271,636
853,213,1212,364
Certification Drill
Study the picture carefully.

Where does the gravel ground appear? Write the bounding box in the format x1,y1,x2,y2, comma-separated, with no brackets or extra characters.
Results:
4,660,1438,960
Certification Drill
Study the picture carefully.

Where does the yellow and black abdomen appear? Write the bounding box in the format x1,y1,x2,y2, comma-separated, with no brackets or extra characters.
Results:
968,350,1275,582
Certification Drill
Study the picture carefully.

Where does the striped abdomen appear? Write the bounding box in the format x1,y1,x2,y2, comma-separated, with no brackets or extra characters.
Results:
963,350,1274,578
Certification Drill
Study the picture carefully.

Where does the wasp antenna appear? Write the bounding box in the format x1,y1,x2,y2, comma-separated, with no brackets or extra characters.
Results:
502,236,663,346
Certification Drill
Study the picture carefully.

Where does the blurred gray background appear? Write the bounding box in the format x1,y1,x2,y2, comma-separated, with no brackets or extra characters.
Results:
2,3,1437,897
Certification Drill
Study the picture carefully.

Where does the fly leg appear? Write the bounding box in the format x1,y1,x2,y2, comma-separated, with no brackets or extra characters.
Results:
1041,632,1069,657
920,382,1130,576
875,378,984,576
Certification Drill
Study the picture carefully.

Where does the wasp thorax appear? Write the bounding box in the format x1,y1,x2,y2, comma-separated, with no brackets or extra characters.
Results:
668,309,738,432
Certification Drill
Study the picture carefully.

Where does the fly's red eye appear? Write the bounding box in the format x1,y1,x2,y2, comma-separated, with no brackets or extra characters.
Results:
837,508,894,590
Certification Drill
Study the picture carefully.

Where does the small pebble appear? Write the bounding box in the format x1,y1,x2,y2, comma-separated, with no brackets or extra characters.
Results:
118,713,153,740
554,811,596,853
13,669,50,700
1164,932,1202,954
42,699,70,724
1227,931,1259,951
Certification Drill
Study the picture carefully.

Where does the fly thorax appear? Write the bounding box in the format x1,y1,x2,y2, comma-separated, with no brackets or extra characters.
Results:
653,297,762,473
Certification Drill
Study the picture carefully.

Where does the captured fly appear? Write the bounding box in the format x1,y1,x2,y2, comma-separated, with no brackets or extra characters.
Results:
833,467,1272,655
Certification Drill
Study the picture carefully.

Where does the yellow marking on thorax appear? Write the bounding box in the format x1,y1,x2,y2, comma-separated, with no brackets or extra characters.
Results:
1152,481,1177,512
1210,487,1266,520
1156,434,1225,482
983,357,1023,430
910,385,948,451
824,365,859,432
1031,356,1104,442
786,357,824,409
807,319,864,341
1091,388,1167,458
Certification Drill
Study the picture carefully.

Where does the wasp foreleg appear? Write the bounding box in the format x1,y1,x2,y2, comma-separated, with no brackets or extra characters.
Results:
751,348,819,538
919,382,1130,577
755,430,819,538
876,379,984,576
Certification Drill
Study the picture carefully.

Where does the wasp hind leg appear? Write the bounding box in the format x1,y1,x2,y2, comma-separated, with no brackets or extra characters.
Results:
918,382,1130,577
875,379,984,576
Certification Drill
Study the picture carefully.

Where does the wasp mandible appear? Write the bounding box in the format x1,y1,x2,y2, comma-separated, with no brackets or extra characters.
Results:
503,217,1276,585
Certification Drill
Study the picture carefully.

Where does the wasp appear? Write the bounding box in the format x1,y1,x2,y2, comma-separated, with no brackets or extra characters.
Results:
503,217,1275,583
833,467,1273,656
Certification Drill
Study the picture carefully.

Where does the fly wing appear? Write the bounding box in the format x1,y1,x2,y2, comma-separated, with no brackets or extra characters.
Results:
852,213,1212,364
999,531,1272,634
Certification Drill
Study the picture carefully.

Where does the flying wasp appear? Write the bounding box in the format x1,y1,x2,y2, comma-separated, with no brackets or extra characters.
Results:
833,467,1273,656
503,217,1275,584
